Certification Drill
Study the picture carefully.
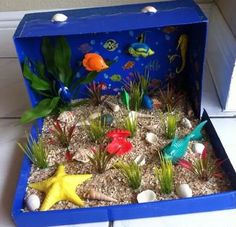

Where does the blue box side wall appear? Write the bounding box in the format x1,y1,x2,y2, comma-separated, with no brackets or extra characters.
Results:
12,113,236,227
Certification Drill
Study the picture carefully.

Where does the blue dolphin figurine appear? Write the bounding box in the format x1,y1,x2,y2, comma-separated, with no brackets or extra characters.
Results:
163,120,207,163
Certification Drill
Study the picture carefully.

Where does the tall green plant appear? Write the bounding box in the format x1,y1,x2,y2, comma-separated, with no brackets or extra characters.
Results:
165,113,178,139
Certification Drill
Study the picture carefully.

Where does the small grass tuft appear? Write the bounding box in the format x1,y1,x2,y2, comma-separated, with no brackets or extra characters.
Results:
178,148,224,181
114,160,141,190
85,116,107,142
18,134,48,169
155,154,174,194
123,114,137,137
88,145,115,173
165,112,178,139
51,120,76,148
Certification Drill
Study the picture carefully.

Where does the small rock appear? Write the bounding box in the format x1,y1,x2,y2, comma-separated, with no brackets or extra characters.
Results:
26,194,41,211
176,184,192,198
193,142,205,154
182,117,192,129
101,114,113,126
104,101,120,112
141,6,158,14
145,132,158,145
134,154,146,166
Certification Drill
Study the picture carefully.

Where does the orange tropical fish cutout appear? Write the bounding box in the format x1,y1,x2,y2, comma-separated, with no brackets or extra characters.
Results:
82,53,109,72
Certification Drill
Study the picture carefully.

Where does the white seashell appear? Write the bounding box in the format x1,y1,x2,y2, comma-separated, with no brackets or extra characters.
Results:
176,184,192,198
141,6,158,14
129,111,153,119
143,124,158,132
72,148,92,163
26,194,41,211
134,154,146,166
104,101,120,112
51,13,68,22
137,190,157,203
182,117,192,129
193,142,205,154
57,111,75,124
145,132,158,145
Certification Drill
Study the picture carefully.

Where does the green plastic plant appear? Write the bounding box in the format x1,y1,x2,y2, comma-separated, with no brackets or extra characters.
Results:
123,72,150,111
178,148,224,181
18,134,48,169
114,160,141,190
155,154,174,194
21,37,103,124
50,120,76,148
88,145,115,173
86,81,107,106
85,116,107,142
123,115,137,138
165,112,178,139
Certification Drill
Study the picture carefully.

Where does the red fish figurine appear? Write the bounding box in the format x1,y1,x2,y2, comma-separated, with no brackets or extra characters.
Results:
106,129,133,155
82,53,109,72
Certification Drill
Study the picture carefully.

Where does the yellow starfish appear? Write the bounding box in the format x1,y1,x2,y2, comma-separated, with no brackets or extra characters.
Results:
29,164,92,211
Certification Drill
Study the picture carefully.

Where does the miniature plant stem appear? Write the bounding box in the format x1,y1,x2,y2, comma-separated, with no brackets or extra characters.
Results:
129,81,143,111
86,117,107,142
123,114,137,138
155,154,174,194
114,160,141,190
18,134,48,169
51,120,76,148
165,112,178,139
88,145,115,173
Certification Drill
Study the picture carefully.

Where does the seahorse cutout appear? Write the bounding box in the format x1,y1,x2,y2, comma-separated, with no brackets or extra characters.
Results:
176,34,188,74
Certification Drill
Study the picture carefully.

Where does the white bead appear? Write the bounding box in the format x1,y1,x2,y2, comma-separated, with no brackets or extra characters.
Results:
137,190,157,203
141,6,158,14
176,184,192,198
182,117,192,129
193,142,205,154
26,194,41,211
51,13,68,22
145,132,158,145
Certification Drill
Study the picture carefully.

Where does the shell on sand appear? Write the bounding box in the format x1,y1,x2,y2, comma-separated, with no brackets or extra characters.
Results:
129,111,153,119
72,148,92,163
137,190,157,203
104,101,120,112
145,132,158,145
57,111,75,124
143,124,158,132
83,189,118,202
134,154,146,166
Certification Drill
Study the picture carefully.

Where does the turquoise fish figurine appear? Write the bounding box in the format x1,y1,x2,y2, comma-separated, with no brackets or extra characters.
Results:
142,94,153,110
163,120,207,163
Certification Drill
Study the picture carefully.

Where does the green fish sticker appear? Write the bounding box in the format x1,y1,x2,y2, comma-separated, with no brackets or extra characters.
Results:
110,74,122,82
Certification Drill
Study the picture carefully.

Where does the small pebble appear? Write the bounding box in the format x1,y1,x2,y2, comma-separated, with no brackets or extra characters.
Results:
51,13,68,22
26,194,41,211
176,184,193,198
137,190,157,203
182,117,192,129
193,142,205,154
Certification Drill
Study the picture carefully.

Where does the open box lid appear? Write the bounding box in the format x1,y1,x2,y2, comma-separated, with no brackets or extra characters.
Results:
14,0,207,39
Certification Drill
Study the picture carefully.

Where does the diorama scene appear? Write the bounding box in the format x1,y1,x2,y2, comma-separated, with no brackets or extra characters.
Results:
16,24,231,212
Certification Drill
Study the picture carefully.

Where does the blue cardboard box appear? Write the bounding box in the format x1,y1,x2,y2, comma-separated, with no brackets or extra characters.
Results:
12,1,236,226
